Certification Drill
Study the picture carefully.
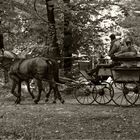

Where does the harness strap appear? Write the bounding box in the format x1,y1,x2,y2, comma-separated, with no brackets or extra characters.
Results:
17,59,25,73
13,59,25,79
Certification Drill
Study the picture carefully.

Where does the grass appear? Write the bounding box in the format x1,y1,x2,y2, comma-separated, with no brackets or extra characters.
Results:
0,85,140,139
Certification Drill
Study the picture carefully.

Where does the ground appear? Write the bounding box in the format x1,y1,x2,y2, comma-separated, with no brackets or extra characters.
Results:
0,84,140,140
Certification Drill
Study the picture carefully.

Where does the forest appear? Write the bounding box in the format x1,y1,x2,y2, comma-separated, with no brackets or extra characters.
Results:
0,0,140,72
1,0,140,139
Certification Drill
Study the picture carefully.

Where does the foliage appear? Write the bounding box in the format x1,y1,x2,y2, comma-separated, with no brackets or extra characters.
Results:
0,0,139,57
0,0,47,54
0,85,140,139
119,0,140,46
70,0,122,55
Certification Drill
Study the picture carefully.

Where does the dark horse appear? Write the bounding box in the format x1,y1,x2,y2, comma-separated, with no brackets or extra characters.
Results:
0,52,36,100
0,56,65,104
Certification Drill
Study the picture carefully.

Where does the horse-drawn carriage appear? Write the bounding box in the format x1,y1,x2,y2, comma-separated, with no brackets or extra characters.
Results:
0,51,140,107
74,55,140,107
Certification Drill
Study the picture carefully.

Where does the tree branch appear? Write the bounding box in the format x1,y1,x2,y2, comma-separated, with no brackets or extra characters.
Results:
11,0,48,23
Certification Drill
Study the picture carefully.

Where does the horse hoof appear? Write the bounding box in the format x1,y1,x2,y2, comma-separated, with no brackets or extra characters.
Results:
45,98,49,102
61,100,65,104
34,100,38,104
52,101,56,104
32,96,35,99
15,99,21,104
15,101,20,104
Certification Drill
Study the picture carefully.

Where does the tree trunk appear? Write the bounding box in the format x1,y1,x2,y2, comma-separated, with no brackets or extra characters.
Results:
45,0,60,58
0,20,8,84
0,21,4,53
63,0,72,76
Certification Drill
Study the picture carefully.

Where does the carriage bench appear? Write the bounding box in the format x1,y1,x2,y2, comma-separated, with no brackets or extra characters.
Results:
80,63,113,84
112,55,140,61
112,55,140,67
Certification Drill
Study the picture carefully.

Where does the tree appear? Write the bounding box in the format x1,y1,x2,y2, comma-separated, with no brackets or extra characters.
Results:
119,0,140,46
1,0,139,61
44,0,60,58
63,0,73,75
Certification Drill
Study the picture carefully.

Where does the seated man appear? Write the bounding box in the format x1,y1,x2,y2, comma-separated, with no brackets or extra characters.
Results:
88,34,120,77
108,34,122,58
113,37,137,67
113,37,137,57
89,35,137,78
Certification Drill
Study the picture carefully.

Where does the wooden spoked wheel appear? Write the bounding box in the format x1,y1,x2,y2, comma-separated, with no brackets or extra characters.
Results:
92,82,114,105
123,83,140,106
112,83,139,106
74,82,95,105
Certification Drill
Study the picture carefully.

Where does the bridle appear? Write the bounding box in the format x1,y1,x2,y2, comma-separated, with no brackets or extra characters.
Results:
0,57,15,71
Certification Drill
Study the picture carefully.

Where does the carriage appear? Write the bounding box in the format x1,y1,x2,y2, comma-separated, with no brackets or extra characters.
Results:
74,55,140,107
1,51,140,106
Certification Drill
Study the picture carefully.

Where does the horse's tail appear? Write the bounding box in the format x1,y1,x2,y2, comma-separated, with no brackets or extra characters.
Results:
45,58,65,84
53,60,65,84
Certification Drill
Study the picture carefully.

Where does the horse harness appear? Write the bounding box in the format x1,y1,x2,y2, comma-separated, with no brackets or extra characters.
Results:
10,59,27,80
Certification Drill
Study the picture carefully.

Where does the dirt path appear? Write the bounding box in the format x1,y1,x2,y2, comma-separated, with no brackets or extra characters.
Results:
0,86,140,139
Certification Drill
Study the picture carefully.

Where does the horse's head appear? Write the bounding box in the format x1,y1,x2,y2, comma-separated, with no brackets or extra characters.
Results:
0,51,18,70
0,56,15,69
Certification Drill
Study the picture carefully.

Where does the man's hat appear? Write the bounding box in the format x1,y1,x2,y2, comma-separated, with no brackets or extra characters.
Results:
109,34,116,40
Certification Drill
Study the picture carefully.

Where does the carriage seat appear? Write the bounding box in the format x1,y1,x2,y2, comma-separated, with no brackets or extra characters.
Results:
112,55,140,67
80,70,100,84
97,64,113,68
112,66,140,71
112,55,140,62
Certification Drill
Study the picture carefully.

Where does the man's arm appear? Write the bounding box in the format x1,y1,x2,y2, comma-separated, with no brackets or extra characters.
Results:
131,46,137,54
108,43,118,57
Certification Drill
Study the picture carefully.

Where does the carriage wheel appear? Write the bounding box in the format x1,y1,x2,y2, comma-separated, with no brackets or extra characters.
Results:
124,83,139,106
112,83,139,106
74,82,95,105
92,82,114,105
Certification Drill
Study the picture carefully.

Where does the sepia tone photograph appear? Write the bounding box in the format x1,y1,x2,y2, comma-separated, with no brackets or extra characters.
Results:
0,0,140,139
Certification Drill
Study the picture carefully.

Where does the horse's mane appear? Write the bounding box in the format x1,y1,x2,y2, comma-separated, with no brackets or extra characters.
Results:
4,51,18,58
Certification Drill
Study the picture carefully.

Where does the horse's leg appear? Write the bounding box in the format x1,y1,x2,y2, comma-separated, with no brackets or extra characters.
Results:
45,83,52,102
11,79,20,104
11,79,18,97
52,87,57,104
50,81,64,104
55,84,65,104
10,75,21,104
16,81,22,104
48,81,57,103
4,70,8,84
34,80,42,104
26,81,35,99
